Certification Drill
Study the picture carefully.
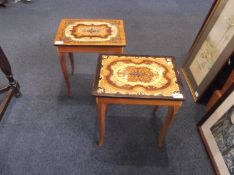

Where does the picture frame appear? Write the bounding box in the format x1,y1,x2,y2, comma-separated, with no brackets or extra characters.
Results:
182,0,234,102
198,83,234,175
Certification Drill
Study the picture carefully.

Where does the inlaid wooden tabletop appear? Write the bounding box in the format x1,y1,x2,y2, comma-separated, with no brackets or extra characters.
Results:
54,19,126,46
93,54,185,100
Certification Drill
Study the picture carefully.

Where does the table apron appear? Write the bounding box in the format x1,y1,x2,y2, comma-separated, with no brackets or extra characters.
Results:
56,46,124,53
96,97,182,107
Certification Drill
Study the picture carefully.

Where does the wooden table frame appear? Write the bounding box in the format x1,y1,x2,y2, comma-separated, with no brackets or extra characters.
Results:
56,46,124,96
54,19,126,96
96,97,182,148
92,54,185,147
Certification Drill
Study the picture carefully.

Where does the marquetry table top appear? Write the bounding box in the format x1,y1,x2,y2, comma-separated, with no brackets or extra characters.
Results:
93,54,185,100
54,19,126,46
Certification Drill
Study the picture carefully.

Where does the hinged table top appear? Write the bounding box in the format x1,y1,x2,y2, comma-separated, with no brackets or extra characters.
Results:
54,19,126,46
93,54,185,100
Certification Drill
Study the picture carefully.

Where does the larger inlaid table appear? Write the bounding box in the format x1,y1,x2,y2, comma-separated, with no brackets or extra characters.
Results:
92,54,185,147
54,19,126,96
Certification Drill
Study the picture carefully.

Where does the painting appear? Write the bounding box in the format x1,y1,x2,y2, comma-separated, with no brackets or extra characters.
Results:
198,84,234,175
182,0,234,101
211,106,234,174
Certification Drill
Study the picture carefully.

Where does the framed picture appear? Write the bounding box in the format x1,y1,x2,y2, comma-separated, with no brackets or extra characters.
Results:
182,0,234,102
198,83,234,175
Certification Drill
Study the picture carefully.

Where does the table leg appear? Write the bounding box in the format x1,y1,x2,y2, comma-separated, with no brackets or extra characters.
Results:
119,47,124,54
121,47,124,53
152,106,159,114
96,101,108,146
0,47,20,97
59,52,71,96
113,47,124,54
158,106,180,147
68,52,74,75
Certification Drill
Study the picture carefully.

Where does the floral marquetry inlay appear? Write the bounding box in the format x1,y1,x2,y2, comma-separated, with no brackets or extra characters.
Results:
65,22,118,42
95,55,183,98
118,66,156,83
54,19,126,46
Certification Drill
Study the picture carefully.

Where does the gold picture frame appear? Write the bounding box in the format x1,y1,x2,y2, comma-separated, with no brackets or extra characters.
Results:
182,0,234,102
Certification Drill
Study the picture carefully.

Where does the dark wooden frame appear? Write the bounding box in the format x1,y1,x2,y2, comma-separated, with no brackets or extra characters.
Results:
182,0,234,102
0,0,7,7
198,83,234,175
0,47,20,121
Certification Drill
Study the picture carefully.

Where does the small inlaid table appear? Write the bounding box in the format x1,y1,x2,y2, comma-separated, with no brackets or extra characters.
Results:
92,54,185,147
54,19,126,96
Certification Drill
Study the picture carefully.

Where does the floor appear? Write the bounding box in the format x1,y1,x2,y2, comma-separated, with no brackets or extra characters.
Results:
0,0,214,174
